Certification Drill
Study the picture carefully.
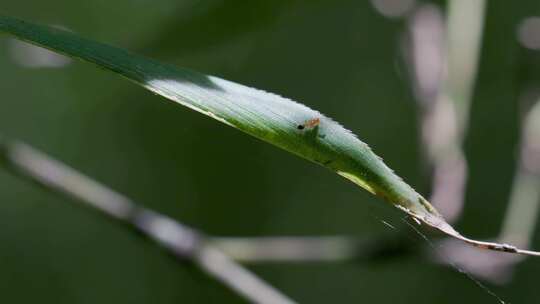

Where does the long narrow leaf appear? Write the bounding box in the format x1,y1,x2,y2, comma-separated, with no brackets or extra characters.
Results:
1,16,537,256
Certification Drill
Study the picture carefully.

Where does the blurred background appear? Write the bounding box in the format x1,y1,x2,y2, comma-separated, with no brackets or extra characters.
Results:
1,0,540,303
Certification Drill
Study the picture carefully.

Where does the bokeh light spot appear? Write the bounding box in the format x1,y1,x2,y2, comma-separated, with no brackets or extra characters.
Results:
517,17,540,50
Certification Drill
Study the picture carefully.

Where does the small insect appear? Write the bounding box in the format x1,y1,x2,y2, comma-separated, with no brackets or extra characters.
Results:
297,118,320,130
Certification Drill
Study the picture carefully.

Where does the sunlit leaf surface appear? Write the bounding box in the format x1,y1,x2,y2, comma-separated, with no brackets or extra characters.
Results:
1,15,538,255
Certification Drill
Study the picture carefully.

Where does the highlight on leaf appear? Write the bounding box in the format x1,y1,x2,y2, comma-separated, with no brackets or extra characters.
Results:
0,15,538,257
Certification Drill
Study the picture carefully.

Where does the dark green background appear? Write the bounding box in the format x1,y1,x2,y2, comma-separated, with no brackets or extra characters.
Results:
1,1,539,303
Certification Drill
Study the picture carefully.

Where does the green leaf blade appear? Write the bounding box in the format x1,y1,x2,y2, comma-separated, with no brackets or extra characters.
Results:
0,15,443,228
8,15,537,256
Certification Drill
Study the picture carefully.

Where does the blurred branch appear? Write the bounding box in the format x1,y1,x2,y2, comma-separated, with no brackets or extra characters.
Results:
406,1,486,223
213,236,361,263
0,137,422,272
500,99,540,248
0,138,295,304
406,4,466,223
445,0,486,130
440,97,540,284
213,236,417,264
406,2,540,283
